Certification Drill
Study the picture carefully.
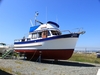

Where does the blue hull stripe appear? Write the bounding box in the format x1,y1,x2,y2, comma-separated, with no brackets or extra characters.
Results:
14,34,79,44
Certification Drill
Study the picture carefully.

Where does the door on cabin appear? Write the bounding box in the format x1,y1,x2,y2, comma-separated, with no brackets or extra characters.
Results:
42,31,48,38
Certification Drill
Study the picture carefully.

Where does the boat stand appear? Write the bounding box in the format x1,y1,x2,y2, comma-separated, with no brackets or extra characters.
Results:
36,51,42,63
38,54,41,62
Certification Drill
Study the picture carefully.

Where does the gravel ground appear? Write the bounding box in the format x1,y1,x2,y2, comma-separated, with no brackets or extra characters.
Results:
0,59,99,75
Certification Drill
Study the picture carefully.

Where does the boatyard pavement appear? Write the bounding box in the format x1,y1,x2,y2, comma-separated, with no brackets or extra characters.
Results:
0,59,99,75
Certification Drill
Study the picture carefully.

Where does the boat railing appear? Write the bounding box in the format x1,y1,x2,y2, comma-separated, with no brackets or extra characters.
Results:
61,30,72,33
61,28,85,34
76,30,86,34
14,38,31,42
29,28,60,33
73,28,86,34
14,39,21,42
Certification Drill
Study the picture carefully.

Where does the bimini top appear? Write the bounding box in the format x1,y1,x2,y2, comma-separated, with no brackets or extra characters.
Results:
29,25,40,32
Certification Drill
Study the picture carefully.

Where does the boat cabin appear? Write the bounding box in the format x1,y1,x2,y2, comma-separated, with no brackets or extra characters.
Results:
28,30,61,39
27,21,61,40
14,21,61,42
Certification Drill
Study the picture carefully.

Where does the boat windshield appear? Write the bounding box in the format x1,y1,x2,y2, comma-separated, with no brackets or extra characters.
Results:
0,43,6,46
51,30,61,35
30,30,51,39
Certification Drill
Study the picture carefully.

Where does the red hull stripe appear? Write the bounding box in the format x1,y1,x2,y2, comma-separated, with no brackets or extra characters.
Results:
15,49,74,60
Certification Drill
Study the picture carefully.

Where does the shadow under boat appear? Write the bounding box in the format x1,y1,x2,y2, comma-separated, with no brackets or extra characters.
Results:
39,59,97,67
22,57,97,67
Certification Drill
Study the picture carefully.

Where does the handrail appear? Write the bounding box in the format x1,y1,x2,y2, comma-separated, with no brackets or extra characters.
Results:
61,30,72,33
76,31,86,34
14,28,85,42
61,28,86,34
29,28,60,33
73,28,86,34
14,39,21,42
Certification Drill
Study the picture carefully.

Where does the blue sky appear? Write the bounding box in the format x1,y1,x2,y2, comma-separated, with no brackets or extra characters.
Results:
0,0,100,48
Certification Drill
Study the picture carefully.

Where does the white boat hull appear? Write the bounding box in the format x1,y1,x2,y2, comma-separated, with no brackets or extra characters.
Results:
14,38,78,50
0,46,9,53
14,34,79,60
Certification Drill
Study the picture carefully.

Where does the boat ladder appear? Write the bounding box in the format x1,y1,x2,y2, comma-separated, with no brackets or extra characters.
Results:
2,50,13,59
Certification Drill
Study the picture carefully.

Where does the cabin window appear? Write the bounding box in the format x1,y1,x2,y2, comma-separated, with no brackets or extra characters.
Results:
32,33,37,39
22,36,25,42
37,31,51,38
51,30,61,35
38,32,42,38
48,31,51,36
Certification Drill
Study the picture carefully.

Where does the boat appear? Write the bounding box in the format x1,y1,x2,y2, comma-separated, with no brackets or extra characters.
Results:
0,43,9,54
14,12,85,60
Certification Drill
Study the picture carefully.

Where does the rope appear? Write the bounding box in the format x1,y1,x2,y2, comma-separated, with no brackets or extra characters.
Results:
29,50,37,61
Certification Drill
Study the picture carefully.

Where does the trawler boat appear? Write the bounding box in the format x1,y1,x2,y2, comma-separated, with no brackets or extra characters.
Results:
0,43,9,53
14,12,85,60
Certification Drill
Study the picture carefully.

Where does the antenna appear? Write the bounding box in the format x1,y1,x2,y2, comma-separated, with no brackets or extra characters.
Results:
46,7,48,23
35,11,39,25
30,19,34,26
56,15,58,23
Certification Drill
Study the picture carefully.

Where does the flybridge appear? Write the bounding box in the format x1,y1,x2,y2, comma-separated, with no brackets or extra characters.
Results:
29,20,60,33
29,11,60,33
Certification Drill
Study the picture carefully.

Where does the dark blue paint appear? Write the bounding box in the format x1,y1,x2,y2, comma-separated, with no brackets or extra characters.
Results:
14,34,79,44
47,21,59,28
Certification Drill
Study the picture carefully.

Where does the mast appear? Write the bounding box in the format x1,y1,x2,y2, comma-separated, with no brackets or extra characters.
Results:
35,11,39,25
30,19,33,26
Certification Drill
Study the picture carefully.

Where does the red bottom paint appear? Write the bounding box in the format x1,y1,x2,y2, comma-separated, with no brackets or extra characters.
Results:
15,49,74,60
